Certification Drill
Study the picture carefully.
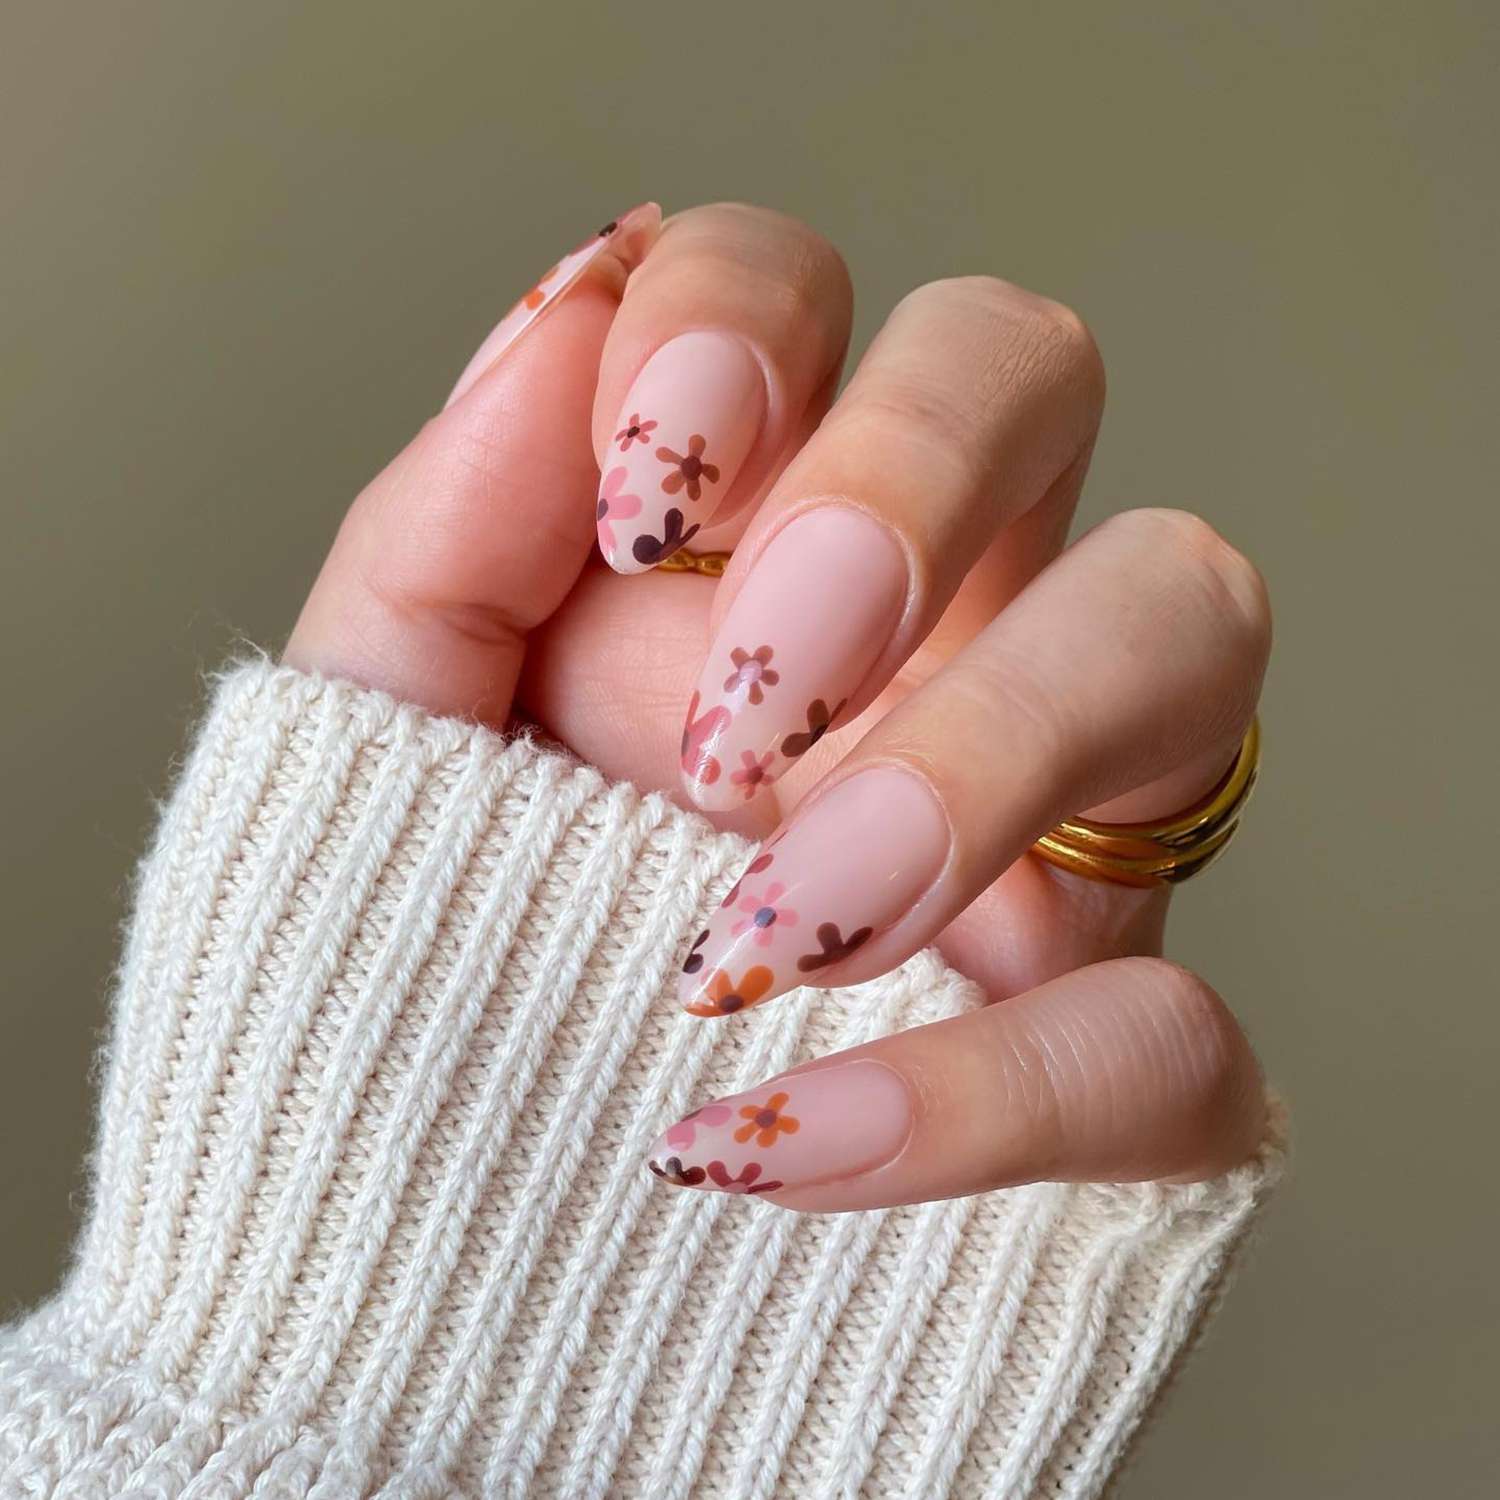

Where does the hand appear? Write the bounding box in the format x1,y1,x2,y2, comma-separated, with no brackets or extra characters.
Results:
286,202,1270,1211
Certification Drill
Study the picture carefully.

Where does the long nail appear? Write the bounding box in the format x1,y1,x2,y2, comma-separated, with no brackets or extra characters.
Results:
646,1060,912,1196
679,506,907,811
445,202,661,408
678,766,949,1016
597,331,766,572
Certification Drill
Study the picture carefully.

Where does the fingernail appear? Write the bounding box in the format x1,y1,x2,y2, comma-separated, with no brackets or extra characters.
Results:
445,202,661,408
597,331,767,572
678,767,948,1016
646,1060,912,1196
680,506,907,811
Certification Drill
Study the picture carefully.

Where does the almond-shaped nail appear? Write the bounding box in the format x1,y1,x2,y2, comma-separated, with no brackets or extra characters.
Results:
445,202,661,408
679,767,949,1016
646,1060,912,1196
598,331,766,571
680,506,907,810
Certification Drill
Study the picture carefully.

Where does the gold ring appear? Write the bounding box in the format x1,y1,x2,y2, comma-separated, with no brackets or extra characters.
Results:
1032,718,1261,887
656,548,733,578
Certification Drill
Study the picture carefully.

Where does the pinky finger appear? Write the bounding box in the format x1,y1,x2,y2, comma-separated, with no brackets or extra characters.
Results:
646,957,1266,1211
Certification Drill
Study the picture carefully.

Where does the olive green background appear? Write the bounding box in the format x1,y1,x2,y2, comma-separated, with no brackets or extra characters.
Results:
2,2,1495,1494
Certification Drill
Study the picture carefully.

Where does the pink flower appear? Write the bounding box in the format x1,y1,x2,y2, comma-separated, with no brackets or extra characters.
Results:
682,691,732,785
614,412,658,451
730,751,775,800
730,881,799,945
596,466,643,560
664,1102,733,1150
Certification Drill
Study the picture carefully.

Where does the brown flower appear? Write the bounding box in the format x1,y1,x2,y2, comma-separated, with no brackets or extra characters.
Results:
682,929,710,974
648,1156,707,1187
780,698,847,759
733,1090,800,1148
633,508,701,566
723,645,779,705
796,921,874,973
720,851,774,909
656,435,721,502
684,965,774,1018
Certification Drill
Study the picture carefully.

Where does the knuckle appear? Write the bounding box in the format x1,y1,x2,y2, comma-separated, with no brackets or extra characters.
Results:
1112,507,1273,661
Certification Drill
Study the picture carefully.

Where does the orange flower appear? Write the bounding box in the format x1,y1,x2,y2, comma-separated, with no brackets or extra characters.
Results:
521,263,560,311
684,965,774,1017
733,1090,799,1148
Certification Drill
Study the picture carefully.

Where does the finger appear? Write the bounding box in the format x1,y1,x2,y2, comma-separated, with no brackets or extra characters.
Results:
648,957,1267,1211
285,205,659,723
679,507,1270,1017
590,202,852,572
679,276,1105,811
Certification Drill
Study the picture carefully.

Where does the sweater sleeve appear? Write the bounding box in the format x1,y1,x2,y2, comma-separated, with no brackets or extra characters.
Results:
0,661,1284,1500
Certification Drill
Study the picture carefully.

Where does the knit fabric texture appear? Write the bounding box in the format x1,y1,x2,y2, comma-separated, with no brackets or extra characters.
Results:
0,662,1283,1499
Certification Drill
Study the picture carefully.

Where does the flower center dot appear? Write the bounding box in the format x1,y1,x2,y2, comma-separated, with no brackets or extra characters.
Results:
753,907,776,928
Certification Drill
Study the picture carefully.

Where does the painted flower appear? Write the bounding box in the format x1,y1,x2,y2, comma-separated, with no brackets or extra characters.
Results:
731,882,799,945
571,219,619,254
521,262,559,312
684,965,774,1017
664,1101,733,1150
596,466,643,559
723,645,780,706
720,851,773,909
656,435,720,502
681,690,732,785
682,929,711,974
730,751,776,800
781,698,847,759
796,921,875,973
633,508,701,566
705,1160,784,1195
614,412,658,451
648,1155,707,1187
733,1090,799,1148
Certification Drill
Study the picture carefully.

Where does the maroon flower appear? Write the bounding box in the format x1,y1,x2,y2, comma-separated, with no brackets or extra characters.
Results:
705,1160,784,1195
656,435,721,502
614,412,658,451
648,1156,707,1187
796,921,874,973
682,928,710,974
634,508,701,566
781,698,847,759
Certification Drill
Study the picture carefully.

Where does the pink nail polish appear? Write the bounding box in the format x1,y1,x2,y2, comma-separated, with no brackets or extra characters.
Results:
680,506,907,811
445,202,661,408
646,1060,911,1196
678,767,948,1016
598,331,767,572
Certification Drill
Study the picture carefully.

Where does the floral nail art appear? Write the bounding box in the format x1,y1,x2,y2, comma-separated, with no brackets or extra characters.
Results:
797,921,874,973
729,882,798,946
730,751,776,800
723,645,779,706
614,412,658,451
733,1091,799,1147
522,263,559,311
596,466,643,560
633,508,701,566
720,851,773,909
664,1102,733,1149
682,929,711,974
682,690,731,785
656,435,720,502
705,1161,783,1194
648,1156,707,1187
684,965,774,1018
781,698,847,759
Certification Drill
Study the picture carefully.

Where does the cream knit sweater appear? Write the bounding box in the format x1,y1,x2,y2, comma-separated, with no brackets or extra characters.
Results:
0,662,1283,1499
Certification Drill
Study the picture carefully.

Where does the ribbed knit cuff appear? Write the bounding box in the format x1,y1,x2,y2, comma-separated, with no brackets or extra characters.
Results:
0,661,1284,1500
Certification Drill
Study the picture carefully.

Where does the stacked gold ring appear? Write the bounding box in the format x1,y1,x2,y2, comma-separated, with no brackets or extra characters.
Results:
1032,718,1261,887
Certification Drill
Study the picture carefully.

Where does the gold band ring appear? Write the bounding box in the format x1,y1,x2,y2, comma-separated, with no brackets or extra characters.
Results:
1032,718,1261,887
